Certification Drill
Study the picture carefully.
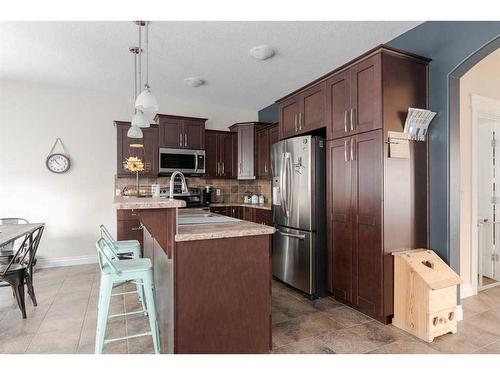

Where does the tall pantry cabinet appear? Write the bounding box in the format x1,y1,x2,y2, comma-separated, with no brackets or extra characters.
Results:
325,47,429,323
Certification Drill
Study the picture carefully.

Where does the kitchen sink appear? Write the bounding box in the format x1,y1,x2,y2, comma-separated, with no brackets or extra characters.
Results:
178,215,241,225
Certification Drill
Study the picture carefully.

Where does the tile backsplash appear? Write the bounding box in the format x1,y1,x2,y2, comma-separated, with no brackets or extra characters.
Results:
115,176,272,205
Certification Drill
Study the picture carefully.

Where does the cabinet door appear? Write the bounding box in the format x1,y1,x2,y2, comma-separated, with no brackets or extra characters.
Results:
183,120,205,150
269,124,279,145
116,123,157,177
299,81,326,133
255,209,272,226
326,137,353,301
237,125,255,179
205,131,218,178
256,128,270,178
350,54,382,134
278,96,299,140
159,117,183,148
141,126,159,177
220,132,236,179
243,207,255,222
351,130,382,317
326,71,351,140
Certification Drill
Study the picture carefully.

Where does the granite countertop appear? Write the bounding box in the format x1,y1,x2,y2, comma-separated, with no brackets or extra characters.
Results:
114,196,186,210
175,209,275,242
210,203,272,211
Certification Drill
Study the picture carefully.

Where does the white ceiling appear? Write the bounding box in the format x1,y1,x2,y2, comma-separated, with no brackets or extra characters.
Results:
0,21,420,110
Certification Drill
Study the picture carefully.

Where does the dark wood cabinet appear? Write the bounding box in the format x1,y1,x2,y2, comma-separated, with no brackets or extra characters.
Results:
229,122,269,179
155,114,206,150
279,95,300,139
256,127,271,178
204,130,237,179
115,121,158,178
326,54,381,140
269,123,279,145
254,209,272,226
116,209,143,250
278,82,326,140
322,46,430,323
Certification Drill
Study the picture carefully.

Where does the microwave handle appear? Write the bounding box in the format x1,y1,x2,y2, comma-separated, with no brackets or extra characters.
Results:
194,152,199,172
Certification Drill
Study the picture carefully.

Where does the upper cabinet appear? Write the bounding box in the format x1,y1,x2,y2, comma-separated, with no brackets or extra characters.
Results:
115,121,158,178
205,130,237,179
256,123,278,179
229,122,269,180
278,82,326,139
155,114,206,150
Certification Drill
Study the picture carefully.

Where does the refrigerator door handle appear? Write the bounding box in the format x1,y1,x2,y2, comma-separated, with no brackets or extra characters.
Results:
280,152,287,217
276,230,305,240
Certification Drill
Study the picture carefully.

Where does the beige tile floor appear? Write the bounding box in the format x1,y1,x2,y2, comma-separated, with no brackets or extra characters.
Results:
1,264,500,354
271,280,500,354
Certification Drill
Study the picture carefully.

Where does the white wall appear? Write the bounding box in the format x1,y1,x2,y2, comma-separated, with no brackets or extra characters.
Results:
459,49,500,294
0,79,256,265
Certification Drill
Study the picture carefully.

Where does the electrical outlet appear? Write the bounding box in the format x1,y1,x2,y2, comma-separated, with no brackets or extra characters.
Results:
216,189,221,196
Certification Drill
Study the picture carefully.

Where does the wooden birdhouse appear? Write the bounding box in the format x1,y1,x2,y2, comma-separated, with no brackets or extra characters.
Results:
392,249,461,343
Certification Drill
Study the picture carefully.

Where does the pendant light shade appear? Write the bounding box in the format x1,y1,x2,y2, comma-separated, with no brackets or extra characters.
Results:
135,85,159,113
127,125,143,139
131,110,150,128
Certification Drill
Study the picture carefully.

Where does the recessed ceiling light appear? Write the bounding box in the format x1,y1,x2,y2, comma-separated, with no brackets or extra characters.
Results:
184,77,205,87
250,45,275,61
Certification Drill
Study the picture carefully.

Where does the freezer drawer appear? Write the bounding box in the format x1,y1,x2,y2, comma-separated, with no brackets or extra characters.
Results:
272,225,314,295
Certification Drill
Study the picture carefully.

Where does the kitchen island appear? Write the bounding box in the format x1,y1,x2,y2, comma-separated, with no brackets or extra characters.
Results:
113,198,275,354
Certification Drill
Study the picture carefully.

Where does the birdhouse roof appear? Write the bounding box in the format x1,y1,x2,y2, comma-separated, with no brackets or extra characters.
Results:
393,249,461,290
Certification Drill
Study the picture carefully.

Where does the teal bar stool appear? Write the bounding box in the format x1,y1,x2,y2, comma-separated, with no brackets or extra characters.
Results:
99,224,146,312
95,238,160,354
99,224,141,259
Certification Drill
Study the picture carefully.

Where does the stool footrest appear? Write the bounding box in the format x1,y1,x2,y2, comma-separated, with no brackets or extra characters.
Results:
104,331,152,344
108,310,146,319
111,291,137,297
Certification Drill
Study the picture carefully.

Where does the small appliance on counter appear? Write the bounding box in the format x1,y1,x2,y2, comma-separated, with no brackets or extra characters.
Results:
159,185,204,208
202,186,213,206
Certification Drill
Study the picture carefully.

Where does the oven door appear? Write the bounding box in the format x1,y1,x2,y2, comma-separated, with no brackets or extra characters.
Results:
159,148,204,175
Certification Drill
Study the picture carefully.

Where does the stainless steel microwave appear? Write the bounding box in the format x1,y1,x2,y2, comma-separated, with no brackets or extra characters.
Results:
159,148,205,175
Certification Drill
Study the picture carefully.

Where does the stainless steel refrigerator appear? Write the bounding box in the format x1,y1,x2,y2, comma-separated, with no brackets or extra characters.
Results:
271,135,326,297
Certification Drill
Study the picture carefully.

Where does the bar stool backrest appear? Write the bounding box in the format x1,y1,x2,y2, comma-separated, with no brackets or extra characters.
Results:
96,238,120,275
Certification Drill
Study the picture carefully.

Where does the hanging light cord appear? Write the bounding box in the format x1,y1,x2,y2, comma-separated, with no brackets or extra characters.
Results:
138,23,142,93
145,21,149,87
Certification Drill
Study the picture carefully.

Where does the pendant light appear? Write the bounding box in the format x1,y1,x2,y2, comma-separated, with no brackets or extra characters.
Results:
135,21,159,113
127,125,143,138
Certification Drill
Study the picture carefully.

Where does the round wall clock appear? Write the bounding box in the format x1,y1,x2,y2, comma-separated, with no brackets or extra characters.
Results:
46,153,71,173
46,138,71,174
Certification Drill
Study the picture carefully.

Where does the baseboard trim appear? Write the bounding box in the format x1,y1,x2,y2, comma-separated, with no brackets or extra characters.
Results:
456,305,464,321
36,255,97,269
460,283,474,299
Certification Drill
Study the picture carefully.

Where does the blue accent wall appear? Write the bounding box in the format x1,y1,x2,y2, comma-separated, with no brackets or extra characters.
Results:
258,103,278,123
387,21,500,268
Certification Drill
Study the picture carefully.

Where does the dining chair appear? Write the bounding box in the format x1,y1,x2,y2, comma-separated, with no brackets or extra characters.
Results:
95,238,160,354
0,225,44,318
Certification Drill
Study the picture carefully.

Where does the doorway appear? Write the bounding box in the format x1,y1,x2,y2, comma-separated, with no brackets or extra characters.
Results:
471,94,500,294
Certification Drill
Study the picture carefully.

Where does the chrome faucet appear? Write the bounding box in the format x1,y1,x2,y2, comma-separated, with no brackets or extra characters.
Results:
169,171,188,198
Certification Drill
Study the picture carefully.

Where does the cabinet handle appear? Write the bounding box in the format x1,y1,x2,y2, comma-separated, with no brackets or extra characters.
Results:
131,225,143,231
184,133,188,147
179,133,183,147
222,162,225,175
239,162,242,174
217,162,220,175
350,137,355,161
264,161,268,174
350,108,354,131
298,113,302,130
344,110,348,132
344,140,348,162
294,114,298,132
